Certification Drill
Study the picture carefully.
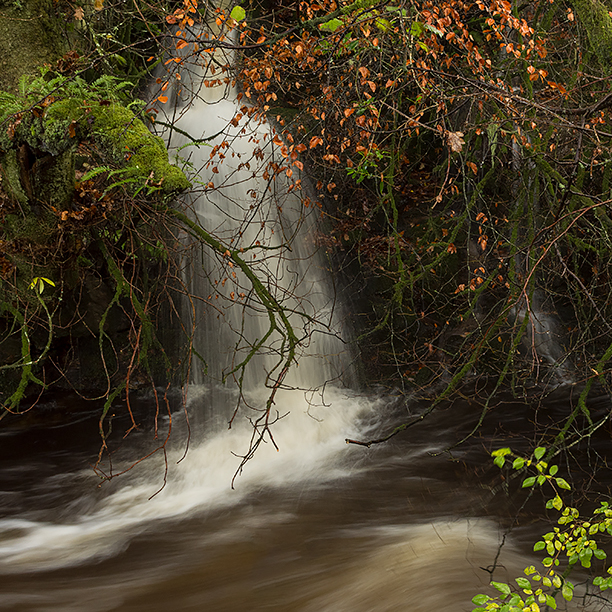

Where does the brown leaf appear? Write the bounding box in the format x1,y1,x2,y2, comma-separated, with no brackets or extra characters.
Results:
74,6,84,19
447,131,465,153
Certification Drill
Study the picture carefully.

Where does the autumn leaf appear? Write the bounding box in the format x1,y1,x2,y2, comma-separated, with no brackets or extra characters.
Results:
447,131,465,152
94,0,104,11
74,6,84,20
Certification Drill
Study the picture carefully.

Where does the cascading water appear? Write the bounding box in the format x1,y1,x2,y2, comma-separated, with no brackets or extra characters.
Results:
0,25,371,574
0,22,577,612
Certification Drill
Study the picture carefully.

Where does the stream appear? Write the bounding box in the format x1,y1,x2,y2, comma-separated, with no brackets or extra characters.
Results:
1,18,610,612
0,386,601,612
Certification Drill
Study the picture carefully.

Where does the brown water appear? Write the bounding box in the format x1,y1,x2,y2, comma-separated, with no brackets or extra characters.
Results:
1,387,589,612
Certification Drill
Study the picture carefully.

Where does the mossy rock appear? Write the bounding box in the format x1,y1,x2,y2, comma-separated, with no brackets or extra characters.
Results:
45,99,191,195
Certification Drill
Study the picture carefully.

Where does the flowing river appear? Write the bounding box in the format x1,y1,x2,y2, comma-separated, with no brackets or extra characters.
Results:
1,20,608,612
0,386,566,612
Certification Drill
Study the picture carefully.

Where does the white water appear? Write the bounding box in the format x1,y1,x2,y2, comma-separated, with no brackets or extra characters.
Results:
164,37,351,392
0,27,569,612
0,30,367,574
0,388,377,572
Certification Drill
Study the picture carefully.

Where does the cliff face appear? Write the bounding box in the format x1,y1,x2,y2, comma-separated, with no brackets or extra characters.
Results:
0,0,65,93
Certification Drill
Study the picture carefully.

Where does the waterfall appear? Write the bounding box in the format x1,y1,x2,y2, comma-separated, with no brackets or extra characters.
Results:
159,32,354,406
0,28,372,573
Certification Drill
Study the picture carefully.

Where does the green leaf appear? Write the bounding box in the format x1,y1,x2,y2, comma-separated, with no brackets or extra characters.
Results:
494,455,506,468
556,478,571,490
595,549,607,560
424,22,443,36
492,447,512,457
512,457,525,470
552,495,563,511
522,477,536,488
549,465,559,476
508,593,523,606
320,17,344,32
472,594,489,605
562,582,574,601
29,276,55,295
516,577,531,589
410,20,425,37
579,548,593,568
546,594,557,609
534,447,546,460
492,582,511,596
534,541,545,551
230,5,246,21
375,17,391,32
81,165,112,182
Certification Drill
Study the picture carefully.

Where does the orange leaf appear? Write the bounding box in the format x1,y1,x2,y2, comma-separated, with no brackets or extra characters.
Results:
158,95,169,103
176,39,189,50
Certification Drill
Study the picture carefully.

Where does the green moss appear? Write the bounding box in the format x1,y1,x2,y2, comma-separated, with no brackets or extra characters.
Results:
44,100,191,194
574,0,612,71
0,0,64,93
3,212,55,245
0,150,28,207
89,103,191,194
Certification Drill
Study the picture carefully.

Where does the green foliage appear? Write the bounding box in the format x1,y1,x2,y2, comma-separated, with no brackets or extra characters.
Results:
472,448,612,612
29,276,55,295
230,5,246,22
0,67,189,196
18,69,134,104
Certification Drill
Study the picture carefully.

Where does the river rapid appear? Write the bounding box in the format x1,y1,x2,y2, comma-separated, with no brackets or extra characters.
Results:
1,385,602,612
